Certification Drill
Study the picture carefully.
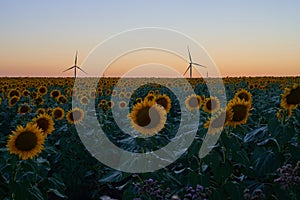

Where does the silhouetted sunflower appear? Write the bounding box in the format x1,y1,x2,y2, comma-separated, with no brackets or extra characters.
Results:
203,96,220,114
155,94,172,113
185,94,202,111
18,104,31,114
128,101,166,136
32,113,55,135
234,89,252,104
227,98,251,127
66,107,84,124
52,107,65,120
6,123,45,160
280,84,300,110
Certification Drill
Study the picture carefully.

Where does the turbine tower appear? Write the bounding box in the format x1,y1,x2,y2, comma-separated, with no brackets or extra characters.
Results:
183,46,207,78
63,51,87,78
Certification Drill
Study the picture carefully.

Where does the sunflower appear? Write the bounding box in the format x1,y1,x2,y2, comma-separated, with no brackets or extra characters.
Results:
135,97,142,104
36,108,46,115
66,107,85,124
204,109,233,135
107,100,114,108
234,89,252,104
80,96,90,105
38,86,48,96
185,94,202,111
155,94,172,113
52,107,65,120
203,96,220,113
144,94,156,102
89,91,97,98
280,84,300,110
118,101,127,109
57,95,68,104
226,98,251,128
32,113,55,135
31,91,38,99
7,89,20,98
128,101,167,136
22,89,31,97
50,89,61,98
9,96,20,107
33,96,44,106
6,123,45,160
18,104,31,114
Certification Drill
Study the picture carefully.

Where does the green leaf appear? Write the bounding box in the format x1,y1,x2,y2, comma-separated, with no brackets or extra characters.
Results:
29,185,44,200
232,149,250,166
224,182,243,200
98,170,130,183
244,126,268,144
253,150,281,177
48,188,67,198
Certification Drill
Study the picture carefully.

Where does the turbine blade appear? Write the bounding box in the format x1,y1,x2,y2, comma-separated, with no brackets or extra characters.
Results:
77,66,88,74
63,66,75,72
75,51,78,66
187,46,192,62
183,65,190,76
192,62,207,68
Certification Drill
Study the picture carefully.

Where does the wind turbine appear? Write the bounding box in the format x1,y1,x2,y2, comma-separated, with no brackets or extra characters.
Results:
63,51,87,77
183,46,207,78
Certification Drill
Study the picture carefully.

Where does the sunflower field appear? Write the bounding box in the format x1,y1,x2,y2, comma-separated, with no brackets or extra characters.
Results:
0,76,300,200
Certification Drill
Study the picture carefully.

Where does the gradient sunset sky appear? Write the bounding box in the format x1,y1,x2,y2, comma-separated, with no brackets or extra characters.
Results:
0,1,299,77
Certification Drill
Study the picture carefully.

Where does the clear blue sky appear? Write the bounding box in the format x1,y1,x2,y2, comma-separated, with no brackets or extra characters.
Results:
0,0,300,77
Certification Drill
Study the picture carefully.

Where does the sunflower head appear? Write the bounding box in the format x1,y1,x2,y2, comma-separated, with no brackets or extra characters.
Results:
80,96,90,105
128,101,167,136
32,113,55,135
57,95,68,104
118,101,127,109
7,89,20,98
227,98,251,128
145,94,156,103
33,96,44,106
52,107,65,120
7,123,45,160
9,96,20,107
22,89,31,97
50,89,61,98
280,84,300,110
18,104,31,114
38,86,48,96
204,109,233,135
66,107,85,124
155,94,172,113
36,108,46,115
234,89,252,103
203,96,220,114
185,94,202,111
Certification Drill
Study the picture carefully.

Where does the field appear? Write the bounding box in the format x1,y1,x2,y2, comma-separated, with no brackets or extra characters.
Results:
0,76,300,200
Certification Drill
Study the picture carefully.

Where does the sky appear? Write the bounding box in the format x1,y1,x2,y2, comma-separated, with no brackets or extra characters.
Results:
0,0,300,77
